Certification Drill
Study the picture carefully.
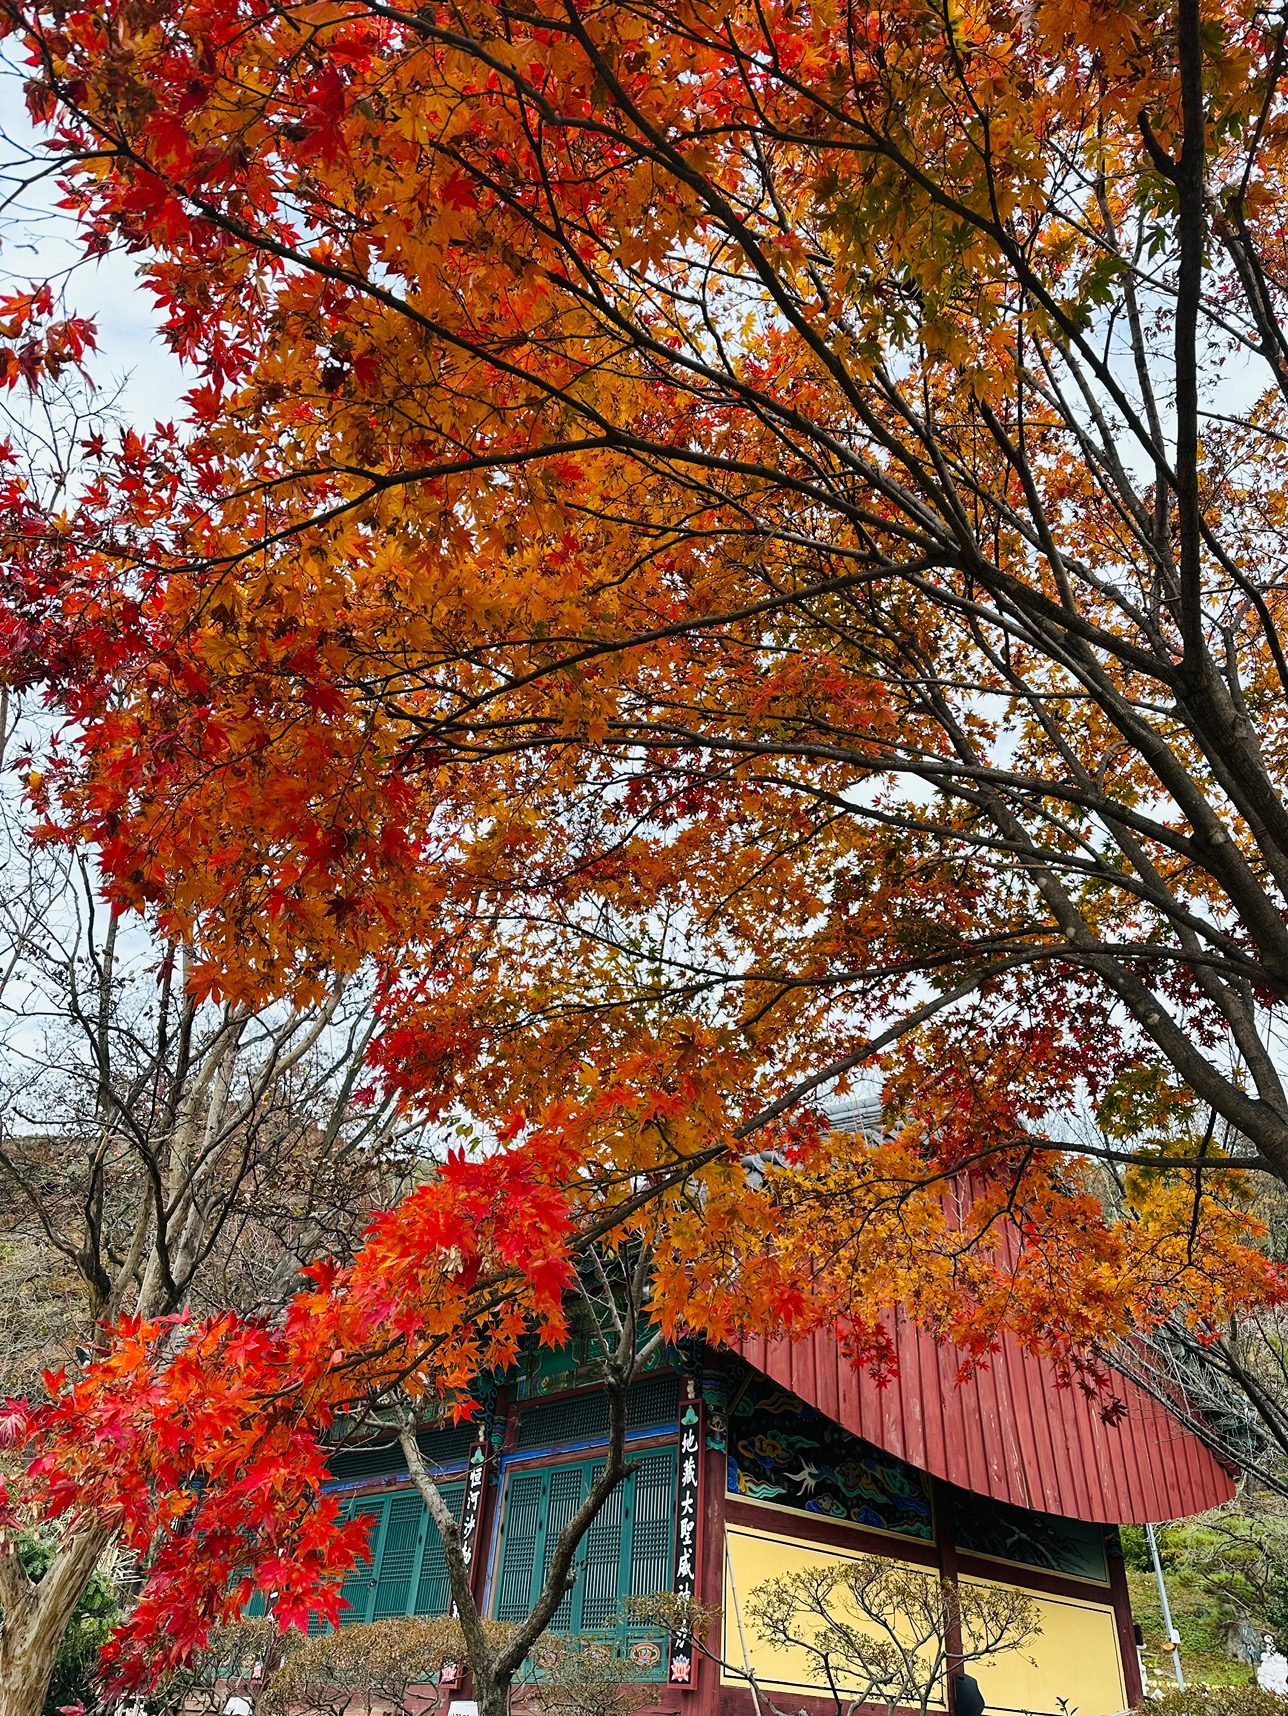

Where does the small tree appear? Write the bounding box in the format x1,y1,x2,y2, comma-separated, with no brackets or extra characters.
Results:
258,1616,495,1716
1123,1502,1288,1646
16,1533,121,1716
521,1632,660,1716
745,1557,1040,1716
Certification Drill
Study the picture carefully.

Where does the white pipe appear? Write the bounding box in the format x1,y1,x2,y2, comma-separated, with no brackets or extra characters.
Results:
1145,1522,1185,1690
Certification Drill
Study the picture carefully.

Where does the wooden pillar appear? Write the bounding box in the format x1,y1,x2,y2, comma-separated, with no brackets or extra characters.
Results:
933,1482,966,1716
1106,1526,1144,1708
693,1367,730,1716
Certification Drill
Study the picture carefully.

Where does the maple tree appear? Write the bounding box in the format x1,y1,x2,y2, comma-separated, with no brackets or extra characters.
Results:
0,674,423,1707
0,0,1287,1703
163,1262,661,1716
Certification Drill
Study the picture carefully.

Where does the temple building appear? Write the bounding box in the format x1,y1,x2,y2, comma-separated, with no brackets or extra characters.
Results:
318,1318,1233,1716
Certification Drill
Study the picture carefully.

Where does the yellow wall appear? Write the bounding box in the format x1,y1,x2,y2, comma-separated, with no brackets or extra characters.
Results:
722,1526,1128,1716
959,1576,1128,1716
722,1524,947,1708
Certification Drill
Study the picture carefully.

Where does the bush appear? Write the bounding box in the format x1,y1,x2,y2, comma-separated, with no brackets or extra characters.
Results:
1120,1524,1151,1572
1123,1507,1288,1635
523,1633,660,1716
262,1616,513,1715
1147,1690,1288,1715
152,1617,279,1714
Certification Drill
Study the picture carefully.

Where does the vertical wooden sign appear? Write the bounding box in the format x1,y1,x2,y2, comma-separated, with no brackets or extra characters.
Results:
668,1380,703,1687
442,1414,493,1688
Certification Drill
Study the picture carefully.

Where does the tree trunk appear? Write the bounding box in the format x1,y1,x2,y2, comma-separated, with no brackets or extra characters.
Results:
0,1526,111,1716
476,1670,510,1716
0,1610,69,1716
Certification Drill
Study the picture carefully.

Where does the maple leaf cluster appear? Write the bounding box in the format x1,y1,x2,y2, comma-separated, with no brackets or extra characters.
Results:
0,1144,583,1685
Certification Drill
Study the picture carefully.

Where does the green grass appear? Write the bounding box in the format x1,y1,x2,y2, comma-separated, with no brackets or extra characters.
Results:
1128,1568,1255,1691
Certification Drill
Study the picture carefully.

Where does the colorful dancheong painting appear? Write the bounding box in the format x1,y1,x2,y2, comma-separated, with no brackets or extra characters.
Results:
725,1368,934,1540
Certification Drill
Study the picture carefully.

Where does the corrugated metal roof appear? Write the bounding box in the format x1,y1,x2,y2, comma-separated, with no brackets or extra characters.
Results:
734,1317,1235,1524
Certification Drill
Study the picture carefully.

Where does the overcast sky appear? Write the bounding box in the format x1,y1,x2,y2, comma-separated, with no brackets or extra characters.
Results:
0,54,186,430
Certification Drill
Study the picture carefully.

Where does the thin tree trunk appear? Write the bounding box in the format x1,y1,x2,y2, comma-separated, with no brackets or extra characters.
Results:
395,1252,648,1716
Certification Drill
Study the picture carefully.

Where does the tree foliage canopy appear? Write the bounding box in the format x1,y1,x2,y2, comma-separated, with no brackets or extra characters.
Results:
1,0,1288,1690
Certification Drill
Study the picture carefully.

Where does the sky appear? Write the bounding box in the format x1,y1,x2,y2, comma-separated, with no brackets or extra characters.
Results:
0,53,186,430
0,52,193,1017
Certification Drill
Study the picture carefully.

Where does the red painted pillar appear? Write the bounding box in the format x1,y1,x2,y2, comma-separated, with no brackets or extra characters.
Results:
934,1482,966,1716
1106,1527,1144,1708
693,1371,730,1716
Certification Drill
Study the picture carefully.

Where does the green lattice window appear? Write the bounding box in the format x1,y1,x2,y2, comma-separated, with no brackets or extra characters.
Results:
492,1449,675,1671
244,1482,464,1631
329,1421,476,1484
336,1483,466,1625
514,1376,679,1450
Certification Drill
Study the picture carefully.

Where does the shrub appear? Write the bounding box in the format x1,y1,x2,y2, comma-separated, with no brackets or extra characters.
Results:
151,1617,281,1714
263,1616,513,1715
1146,1690,1288,1715
521,1633,660,1716
1119,1525,1151,1573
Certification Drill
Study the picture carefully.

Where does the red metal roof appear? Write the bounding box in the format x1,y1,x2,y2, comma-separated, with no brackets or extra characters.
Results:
734,1319,1235,1524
